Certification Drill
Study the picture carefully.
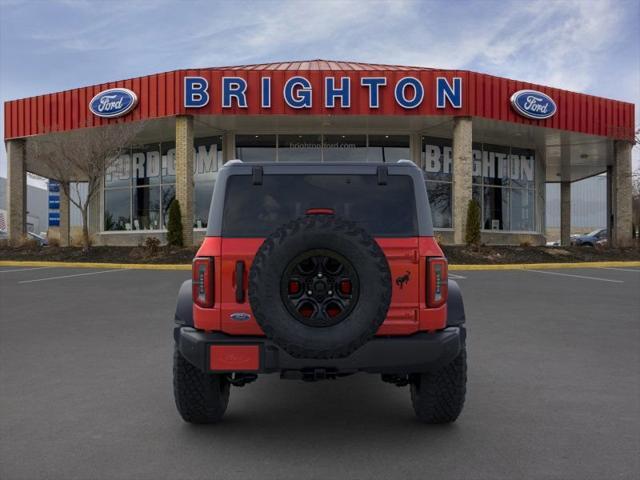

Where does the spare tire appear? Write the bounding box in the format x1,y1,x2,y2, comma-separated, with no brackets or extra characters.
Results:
249,214,391,359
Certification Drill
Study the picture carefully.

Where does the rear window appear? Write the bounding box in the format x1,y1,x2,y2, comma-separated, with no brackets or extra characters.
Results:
221,174,417,237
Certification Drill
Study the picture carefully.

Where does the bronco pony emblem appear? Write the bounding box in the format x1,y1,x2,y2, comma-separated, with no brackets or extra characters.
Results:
395,271,411,289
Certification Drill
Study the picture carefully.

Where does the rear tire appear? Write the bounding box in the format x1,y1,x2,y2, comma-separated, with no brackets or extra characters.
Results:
410,344,467,424
173,343,230,424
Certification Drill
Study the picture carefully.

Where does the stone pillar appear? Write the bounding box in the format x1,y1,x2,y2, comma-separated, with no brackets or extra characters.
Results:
175,115,194,246
6,139,27,244
59,182,70,247
560,181,571,246
222,132,236,162
611,141,633,247
606,165,613,243
452,117,473,244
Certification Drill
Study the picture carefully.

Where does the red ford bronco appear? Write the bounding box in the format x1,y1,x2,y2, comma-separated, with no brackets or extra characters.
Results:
173,160,467,424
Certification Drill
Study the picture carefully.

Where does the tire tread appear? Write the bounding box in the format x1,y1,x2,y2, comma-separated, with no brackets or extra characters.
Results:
410,345,467,424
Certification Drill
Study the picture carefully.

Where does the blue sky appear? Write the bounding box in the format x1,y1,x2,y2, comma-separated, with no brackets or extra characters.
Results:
1,0,638,178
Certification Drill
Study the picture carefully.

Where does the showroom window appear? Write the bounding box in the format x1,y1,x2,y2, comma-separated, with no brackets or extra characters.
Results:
235,134,410,163
472,144,535,232
235,135,277,162
103,136,222,231
368,135,410,163
475,143,510,231
278,134,323,162
194,136,223,228
322,134,367,162
423,137,537,232
422,136,453,228
104,153,131,231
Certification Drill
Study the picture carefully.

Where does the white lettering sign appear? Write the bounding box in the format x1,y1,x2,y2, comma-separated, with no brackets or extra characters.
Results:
424,143,535,182
105,144,220,182
97,95,124,112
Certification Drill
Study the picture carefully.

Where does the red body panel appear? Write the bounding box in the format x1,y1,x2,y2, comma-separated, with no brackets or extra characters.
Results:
4,64,634,141
193,236,447,336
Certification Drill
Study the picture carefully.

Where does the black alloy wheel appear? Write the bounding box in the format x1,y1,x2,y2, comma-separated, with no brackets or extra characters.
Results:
281,249,359,327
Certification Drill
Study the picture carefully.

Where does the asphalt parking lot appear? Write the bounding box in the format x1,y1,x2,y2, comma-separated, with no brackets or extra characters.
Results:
1,264,639,480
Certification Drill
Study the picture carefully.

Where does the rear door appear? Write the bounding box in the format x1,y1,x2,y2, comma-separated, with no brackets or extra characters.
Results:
218,171,421,336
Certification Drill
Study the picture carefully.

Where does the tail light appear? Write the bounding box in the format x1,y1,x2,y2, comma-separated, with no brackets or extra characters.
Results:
426,257,448,308
192,257,214,308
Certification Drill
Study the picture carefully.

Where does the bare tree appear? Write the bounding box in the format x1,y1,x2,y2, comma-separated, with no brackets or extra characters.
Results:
27,121,144,250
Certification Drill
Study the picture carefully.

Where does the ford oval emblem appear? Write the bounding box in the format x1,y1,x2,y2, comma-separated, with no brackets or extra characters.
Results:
230,312,251,322
89,88,138,118
510,89,556,120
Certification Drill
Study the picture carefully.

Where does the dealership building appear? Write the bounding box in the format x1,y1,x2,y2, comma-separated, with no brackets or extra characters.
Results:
3,60,635,246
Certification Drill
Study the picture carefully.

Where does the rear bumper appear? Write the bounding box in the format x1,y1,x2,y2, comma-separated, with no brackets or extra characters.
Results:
174,326,465,375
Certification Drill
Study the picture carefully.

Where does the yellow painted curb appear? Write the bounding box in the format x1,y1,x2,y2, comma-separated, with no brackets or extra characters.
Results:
1,260,639,271
449,261,640,271
0,260,191,271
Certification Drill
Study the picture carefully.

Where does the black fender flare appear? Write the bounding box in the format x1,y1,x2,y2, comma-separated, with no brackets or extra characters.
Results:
447,279,465,326
174,280,193,327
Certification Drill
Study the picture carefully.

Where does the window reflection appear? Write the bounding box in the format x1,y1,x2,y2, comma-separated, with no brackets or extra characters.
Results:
236,135,277,162
278,134,323,162
322,135,367,162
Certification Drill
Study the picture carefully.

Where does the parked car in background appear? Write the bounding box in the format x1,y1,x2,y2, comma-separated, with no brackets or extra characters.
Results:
0,230,48,245
595,237,608,248
27,231,48,246
572,229,607,247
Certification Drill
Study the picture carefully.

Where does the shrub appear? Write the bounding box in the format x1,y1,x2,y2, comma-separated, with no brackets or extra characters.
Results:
519,241,532,248
465,199,481,246
18,237,40,251
48,237,61,248
167,199,183,247
144,236,161,256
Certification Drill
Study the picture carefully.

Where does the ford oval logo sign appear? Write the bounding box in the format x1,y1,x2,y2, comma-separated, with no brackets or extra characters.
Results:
510,89,556,120
89,88,138,118
230,312,251,322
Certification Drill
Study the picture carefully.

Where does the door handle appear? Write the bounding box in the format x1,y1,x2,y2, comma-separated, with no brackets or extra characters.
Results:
235,261,245,303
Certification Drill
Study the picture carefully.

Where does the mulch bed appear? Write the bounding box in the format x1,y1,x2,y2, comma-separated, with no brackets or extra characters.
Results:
1,243,638,265
0,245,198,264
442,245,640,264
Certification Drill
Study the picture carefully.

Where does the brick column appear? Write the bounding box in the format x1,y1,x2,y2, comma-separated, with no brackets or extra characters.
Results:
611,141,633,247
6,139,27,244
560,181,571,246
59,182,70,246
606,165,613,243
452,117,473,244
175,115,194,246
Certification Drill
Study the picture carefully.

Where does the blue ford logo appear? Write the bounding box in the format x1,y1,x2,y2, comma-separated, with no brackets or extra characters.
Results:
510,89,556,120
89,88,138,118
